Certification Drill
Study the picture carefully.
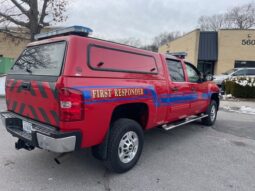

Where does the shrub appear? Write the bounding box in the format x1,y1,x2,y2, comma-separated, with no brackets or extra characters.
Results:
224,77,255,98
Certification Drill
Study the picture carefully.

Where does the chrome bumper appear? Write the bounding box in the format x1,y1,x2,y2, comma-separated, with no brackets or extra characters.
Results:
36,133,76,153
0,111,81,153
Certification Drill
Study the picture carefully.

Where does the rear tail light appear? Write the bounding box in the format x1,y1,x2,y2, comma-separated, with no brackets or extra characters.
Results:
59,88,84,122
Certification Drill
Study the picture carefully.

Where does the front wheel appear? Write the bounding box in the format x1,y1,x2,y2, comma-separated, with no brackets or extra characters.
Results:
201,100,218,126
104,118,144,173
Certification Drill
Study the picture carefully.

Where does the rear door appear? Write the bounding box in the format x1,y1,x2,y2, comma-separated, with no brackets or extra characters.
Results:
164,59,190,121
5,41,66,127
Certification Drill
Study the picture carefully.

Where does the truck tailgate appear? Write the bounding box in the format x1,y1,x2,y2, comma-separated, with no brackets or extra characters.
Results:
5,77,59,127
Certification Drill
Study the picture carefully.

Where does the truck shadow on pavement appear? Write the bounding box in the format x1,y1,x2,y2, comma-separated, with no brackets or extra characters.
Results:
11,121,207,174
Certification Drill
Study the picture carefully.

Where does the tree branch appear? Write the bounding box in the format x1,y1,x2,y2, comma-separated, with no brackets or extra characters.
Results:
39,0,49,26
10,0,28,15
0,12,29,27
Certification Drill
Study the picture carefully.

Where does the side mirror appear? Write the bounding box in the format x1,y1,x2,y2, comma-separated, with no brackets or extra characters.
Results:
205,74,214,81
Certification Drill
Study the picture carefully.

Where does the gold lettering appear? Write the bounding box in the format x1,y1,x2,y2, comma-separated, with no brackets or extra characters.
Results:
118,89,122,97
107,89,112,97
140,89,144,95
92,90,97,98
114,89,119,96
109,88,146,97
123,89,127,96
99,90,104,98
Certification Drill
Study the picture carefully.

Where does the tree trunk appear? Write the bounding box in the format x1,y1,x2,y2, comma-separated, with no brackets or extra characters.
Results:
29,0,40,41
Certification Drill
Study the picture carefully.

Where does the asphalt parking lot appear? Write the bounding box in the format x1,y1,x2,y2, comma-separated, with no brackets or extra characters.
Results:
0,98,255,191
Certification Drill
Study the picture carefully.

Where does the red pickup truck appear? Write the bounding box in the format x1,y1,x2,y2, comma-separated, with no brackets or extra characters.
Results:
0,26,219,173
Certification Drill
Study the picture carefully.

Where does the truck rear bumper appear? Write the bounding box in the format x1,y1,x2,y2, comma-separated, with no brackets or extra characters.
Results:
0,111,82,153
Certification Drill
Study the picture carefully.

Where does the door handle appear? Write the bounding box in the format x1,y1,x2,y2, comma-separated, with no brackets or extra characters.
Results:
21,82,31,90
191,87,196,91
171,87,178,92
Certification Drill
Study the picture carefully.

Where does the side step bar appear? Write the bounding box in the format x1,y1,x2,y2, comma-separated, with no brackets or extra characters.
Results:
162,114,208,131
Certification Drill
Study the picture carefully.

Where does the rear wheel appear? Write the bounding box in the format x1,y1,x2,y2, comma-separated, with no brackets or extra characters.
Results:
104,118,144,173
202,100,218,126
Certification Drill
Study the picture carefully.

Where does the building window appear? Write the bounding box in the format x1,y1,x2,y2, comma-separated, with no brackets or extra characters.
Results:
235,61,255,68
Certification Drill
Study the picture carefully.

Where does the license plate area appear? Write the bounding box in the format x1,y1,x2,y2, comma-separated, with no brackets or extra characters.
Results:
22,121,33,134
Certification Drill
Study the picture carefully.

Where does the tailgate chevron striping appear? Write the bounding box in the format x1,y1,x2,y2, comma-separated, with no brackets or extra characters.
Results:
36,81,48,98
29,83,36,96
11,101,18,112
18,103,26,115
17,82,23,93
9,80,17,92
28,105,39,120
15,80,36,96
38,107,51,124
48,82,58,99
50,110,59,126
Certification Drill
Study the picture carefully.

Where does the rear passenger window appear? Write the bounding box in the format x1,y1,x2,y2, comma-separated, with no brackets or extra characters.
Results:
166,59,185,82
88,45,158,74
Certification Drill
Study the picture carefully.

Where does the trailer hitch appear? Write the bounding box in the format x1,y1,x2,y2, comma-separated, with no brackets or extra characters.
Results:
15,139,35,151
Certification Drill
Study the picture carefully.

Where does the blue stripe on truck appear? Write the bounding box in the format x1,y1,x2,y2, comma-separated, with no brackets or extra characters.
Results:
73,85,211,107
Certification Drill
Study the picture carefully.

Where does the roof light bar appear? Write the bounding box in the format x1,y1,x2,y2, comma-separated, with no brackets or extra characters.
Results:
34,26,93,40
167,52,187,59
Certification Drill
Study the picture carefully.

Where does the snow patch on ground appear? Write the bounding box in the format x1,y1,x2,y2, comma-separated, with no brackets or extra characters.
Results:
240,106,255,115
222,105,255,115
0,75,6,96
222,94,233,100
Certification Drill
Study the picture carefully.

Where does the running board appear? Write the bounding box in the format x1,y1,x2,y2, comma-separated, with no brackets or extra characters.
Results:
162,114,208,131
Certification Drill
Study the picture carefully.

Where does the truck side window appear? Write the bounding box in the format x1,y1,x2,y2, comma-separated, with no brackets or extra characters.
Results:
185,62,200,83
166,59,185,82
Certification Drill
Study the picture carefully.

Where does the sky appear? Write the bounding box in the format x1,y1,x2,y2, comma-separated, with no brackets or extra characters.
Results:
64,0,253,44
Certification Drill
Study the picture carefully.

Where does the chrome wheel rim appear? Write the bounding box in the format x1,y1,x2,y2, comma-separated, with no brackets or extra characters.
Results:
118,131,139,164
210,105,216,121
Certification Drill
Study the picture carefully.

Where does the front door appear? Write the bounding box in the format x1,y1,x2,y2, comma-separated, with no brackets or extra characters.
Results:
164,59,190,122
184,62,209,115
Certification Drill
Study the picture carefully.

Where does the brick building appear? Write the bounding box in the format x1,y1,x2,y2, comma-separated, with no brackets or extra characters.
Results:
0,32,29,59
159,29,255,75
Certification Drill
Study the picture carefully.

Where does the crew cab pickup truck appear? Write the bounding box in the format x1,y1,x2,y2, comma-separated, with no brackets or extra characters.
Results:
0,26,220,173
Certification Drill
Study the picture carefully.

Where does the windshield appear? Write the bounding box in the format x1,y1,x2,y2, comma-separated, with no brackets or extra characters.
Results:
222,68,238,75
10,42,66,76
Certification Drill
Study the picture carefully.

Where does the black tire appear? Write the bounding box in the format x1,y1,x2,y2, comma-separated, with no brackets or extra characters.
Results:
202,100,218,126
104,118,144,173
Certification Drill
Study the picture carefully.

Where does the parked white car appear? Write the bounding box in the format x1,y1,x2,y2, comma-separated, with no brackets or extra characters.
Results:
213,68,255,86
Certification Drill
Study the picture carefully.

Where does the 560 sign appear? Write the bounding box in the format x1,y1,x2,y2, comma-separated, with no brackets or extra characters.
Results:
241,39,255,46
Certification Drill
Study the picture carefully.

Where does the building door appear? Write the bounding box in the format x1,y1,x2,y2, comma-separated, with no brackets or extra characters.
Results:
197,60,215,75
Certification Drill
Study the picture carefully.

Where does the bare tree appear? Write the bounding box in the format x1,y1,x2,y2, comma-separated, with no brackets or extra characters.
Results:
198,14,227,31
0,0,68,41
140,44,158,52
226,3,255,29
198,2,255,31
112,37,142,48
153,31,181,48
